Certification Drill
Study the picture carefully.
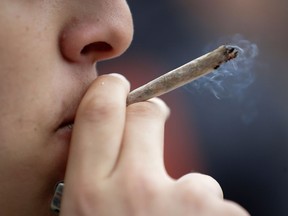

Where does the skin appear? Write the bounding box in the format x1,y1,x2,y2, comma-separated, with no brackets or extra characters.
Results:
0,0,250,215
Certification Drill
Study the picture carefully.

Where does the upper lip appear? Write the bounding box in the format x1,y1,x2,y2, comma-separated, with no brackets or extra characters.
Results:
54,68,96,132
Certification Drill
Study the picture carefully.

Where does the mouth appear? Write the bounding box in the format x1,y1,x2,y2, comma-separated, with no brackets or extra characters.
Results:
53,95,83,144
59,121,74,130
55,116,75,143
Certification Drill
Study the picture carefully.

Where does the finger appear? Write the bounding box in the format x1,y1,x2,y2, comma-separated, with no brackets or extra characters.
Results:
176,173,224,199
65,73,130,183
116,98,170,175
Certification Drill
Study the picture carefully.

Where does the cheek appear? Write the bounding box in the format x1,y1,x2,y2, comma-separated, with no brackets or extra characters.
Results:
0,90,69,188
0,121,68,212
0,65,70,186
0,111,61,176
0,2,71,211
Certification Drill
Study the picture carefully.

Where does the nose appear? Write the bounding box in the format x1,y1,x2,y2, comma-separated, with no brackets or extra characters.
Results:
59,0,133,64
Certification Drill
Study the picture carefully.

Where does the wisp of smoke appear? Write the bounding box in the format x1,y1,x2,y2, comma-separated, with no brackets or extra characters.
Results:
189,34,259,100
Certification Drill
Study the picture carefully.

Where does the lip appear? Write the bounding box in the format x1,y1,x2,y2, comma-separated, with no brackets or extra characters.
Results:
56,123,74,143
52,74,92,144
54,110,76,144
53,92,81,136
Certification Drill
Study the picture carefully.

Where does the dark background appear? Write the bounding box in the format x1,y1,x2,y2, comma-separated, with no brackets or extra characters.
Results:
100,0,288,215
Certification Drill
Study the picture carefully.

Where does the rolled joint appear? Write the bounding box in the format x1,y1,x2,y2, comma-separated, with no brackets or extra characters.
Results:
126,45,239,105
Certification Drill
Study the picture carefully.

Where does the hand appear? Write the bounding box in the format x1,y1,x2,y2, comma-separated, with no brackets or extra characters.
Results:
60,73,250,216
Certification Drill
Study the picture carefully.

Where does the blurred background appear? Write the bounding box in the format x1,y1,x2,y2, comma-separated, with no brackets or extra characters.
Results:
99,0,288,215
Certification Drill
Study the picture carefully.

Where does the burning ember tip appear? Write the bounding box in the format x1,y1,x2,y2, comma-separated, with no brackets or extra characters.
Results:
225,45,239,60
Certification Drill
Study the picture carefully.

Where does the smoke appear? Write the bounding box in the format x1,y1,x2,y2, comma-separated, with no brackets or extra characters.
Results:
187,34,259,124
189,34,259,99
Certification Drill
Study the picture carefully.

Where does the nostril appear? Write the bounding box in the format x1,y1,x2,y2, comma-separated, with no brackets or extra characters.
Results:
80,41,113,55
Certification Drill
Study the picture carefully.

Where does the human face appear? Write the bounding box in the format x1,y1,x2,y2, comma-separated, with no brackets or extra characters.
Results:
0,0,133,215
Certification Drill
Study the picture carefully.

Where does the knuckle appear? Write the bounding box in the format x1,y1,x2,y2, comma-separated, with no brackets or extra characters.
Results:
222,200,251,216
177,180,208,206
178,173,223,199
175,173,224,208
